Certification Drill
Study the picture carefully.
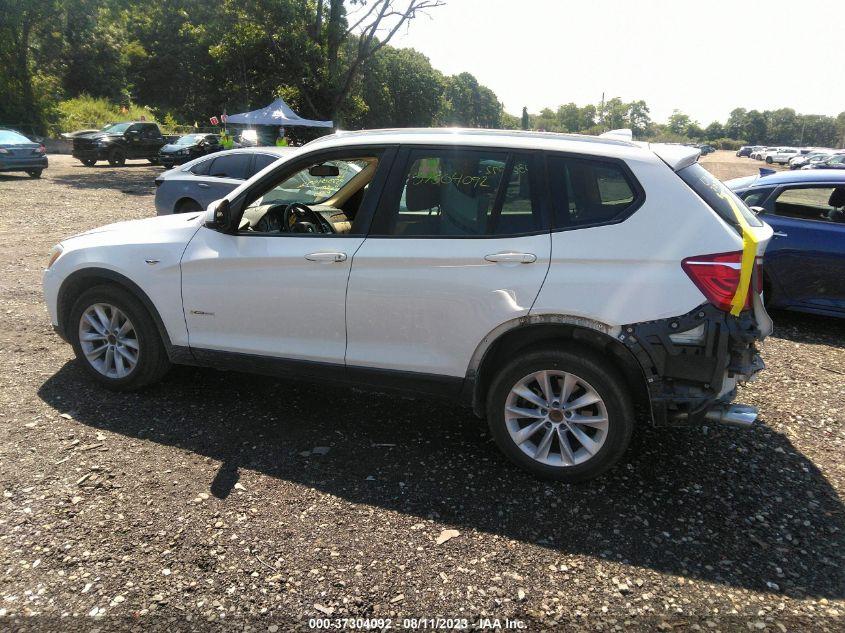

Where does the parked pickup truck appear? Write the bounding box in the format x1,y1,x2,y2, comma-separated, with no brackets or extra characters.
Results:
71,122,166,166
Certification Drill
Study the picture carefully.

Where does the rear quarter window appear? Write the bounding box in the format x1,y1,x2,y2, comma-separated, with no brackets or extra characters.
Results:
678,163,763,228
547,155,642,229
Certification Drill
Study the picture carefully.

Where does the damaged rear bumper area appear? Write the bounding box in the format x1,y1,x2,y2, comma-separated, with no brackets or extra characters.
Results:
619,303,767,427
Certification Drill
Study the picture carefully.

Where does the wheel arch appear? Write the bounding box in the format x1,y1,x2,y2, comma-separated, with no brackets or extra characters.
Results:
57,267,175,354
174,197,202,213
465,315,652,422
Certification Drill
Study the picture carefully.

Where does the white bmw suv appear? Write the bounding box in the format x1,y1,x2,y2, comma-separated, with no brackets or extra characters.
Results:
43,129,773,481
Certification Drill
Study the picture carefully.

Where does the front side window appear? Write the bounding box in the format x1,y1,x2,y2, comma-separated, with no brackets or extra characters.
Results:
774,186,845,223
678,162,763,228
208,154,251,179
236,153,381,235
251,158,367,206
372,149,541,236
547,156,639,228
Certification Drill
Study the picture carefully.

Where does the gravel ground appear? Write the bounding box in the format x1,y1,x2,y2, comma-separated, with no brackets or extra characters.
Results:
0,155,843,631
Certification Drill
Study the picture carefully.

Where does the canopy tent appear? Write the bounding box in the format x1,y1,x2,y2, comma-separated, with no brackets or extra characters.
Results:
226,98,333,128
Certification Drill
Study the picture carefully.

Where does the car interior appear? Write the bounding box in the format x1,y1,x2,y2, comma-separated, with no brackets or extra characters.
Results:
239,157,379,234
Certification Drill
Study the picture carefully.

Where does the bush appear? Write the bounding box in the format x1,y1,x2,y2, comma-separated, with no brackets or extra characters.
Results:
52,95,158,136
711,138,747,151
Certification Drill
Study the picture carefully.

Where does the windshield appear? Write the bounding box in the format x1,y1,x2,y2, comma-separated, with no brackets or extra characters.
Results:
678,163,763,229
0,130,31,144
101,123,132,134
175,134,203,145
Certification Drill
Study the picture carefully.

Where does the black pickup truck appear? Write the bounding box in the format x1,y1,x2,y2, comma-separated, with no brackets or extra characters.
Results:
71,121,166,166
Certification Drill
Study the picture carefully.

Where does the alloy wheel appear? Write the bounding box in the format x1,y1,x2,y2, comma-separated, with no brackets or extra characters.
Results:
78,303,140,379
504,369,609,467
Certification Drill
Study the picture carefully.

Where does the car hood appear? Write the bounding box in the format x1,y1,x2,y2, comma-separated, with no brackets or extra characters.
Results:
62,212,205,247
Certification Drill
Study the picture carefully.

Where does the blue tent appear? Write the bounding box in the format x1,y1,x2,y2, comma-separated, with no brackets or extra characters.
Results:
226,98,333,128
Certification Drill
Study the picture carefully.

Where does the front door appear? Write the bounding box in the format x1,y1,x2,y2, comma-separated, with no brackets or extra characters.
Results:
345,147,551,382
180,149,390,365
762,184,845,313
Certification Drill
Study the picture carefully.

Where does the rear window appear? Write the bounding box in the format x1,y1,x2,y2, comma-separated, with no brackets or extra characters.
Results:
678,163,763,228
208,154,250,180
0,130,31,144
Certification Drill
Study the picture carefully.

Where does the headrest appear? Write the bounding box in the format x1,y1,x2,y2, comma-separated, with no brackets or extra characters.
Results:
828,187,845,208
405,178,440,211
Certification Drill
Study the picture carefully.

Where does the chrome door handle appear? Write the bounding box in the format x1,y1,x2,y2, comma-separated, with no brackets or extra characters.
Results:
773,231,788,238
484,252,537,264
197,183,210,188
305,252,347,263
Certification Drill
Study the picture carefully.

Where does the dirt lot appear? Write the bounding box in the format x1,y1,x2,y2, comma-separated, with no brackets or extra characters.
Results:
0,154,842,631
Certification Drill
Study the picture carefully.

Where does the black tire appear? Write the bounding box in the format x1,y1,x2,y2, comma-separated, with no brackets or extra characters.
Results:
108,147,126,166
81,159,96,167
175,199,203,213
486,347,634,482
68,285,170,391
766,156,773,164
148,157,159,165
27,169,42,179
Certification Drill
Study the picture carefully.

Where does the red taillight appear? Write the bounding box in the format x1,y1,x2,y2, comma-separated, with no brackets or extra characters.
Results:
682,251,761,312
37,144,46,154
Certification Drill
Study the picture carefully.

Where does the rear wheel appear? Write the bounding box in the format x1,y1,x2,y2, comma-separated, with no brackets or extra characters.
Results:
69,285,170,391
80,159,96,167
148,157,159,165
766,156,773,164
486,348,634,482
108,147,126,166
27,169,42,179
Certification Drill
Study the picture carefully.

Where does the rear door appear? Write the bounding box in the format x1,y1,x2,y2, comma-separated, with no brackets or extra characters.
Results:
760,184,845,313
345,146,551,385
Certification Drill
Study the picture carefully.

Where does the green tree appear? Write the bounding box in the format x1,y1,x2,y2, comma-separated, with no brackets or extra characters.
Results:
743,110,767,144
359,46,443,128
704,121,724,141
627,100,651,137
667,110,692,135
725,108,747,139
436,72,502,128
520,106,529,130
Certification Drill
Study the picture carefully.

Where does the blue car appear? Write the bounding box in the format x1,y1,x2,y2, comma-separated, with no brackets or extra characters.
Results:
726,170,845,317
0,129,48,178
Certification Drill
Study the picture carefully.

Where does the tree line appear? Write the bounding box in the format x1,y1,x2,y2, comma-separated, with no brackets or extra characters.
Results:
0,0,502,135
522,100,845,149
2,0,843,148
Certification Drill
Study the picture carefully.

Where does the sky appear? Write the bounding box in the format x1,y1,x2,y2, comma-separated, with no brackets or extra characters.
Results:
388,0,845,125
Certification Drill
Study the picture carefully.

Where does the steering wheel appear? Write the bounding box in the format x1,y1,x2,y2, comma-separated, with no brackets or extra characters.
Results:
283,202,326,234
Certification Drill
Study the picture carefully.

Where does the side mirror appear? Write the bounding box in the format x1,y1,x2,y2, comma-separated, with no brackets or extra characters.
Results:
208,198,236,233
309,163,340,178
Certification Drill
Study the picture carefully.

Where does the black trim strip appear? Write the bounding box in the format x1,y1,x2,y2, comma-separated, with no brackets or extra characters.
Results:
183,347,464,399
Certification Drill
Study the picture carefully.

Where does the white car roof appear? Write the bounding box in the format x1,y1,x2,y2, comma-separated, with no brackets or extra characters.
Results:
302,128,698,171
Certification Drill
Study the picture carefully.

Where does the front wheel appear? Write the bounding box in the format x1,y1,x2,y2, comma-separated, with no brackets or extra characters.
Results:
69,285,170,391
27,169,42,179
80,159,96,167
486,348,634,482
108,147,126,166
766,156,773,164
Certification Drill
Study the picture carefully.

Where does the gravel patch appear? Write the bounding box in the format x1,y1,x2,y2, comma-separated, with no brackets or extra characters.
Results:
0,155,842,630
